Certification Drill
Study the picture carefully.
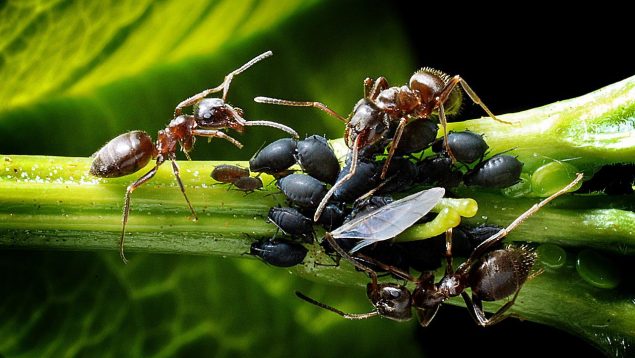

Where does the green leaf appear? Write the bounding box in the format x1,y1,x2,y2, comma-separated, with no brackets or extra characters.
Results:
0,1,423,357
0,251,420,356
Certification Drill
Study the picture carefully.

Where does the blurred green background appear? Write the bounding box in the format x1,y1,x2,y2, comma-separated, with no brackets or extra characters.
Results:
0,0,631,356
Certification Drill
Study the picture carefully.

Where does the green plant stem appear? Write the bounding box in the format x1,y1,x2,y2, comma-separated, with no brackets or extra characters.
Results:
2,76,635,356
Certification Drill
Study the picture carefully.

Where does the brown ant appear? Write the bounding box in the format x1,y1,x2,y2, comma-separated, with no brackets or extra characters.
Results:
296,174,583,326
89,51,298,263
255,69,511,221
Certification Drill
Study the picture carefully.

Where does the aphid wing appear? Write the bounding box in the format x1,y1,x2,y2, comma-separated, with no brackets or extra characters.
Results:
329,187,445,252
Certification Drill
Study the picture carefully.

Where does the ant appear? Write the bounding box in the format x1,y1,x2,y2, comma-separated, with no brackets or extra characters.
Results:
256,68,511,221
296,174,583,326
90,51,298,263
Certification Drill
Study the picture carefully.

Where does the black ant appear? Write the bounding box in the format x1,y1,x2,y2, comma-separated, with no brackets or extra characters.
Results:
256,68,510,221
90,51,298,263
296,174,583,326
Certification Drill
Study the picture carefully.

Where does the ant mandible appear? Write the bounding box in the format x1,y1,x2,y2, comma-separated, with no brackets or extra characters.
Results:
255,68,511,221
297,173,583,326
90,51,299,263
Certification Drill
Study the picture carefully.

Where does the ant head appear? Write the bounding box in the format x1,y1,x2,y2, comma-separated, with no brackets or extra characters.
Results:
346,99,388,147
367,283,412,321
194,98,228,120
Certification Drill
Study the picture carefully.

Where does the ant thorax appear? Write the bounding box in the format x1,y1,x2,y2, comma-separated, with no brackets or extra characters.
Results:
374,85,422,117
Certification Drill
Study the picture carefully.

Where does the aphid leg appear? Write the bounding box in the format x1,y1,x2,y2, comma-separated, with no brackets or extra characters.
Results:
173,51,273,116
440,75,513,125
120,164,161,263
191,129,244,148
254,96,348,123
295,291,380,320
170,159,198,221
462,289,521,327
314,136,362,221
462,173,583,268
380,117,408,179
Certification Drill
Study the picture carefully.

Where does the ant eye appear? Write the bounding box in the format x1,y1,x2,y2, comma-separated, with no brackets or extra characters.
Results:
390,290,401,299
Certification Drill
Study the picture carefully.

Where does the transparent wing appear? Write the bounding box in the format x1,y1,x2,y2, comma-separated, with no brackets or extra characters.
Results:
329,187,445,252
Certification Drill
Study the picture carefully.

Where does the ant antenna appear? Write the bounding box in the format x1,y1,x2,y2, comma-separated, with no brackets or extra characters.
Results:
254,97,348,123
295,291,380,320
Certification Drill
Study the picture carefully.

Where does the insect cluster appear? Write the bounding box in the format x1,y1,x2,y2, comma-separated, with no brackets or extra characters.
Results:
89,51,297,263
89,51,583,328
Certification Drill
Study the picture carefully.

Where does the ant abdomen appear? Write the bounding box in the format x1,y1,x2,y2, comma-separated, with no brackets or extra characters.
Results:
470,246,537,301
90,130,155,178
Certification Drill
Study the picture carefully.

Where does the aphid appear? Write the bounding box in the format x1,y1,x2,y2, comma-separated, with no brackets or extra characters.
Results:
376,157,419,195
89,51,298,263
268,207,314,242
232,176,263,192
416,154,463,189
296,174,583,326
315,203,346,231
276,173,327,208
432,130,489,164
249,138,298,175
295,135,340,184
211,164,250,183
346,195,394,222
332,158,381,204
464,154,523,188
250,239,308,267
256,68,508,220
393,120,438,156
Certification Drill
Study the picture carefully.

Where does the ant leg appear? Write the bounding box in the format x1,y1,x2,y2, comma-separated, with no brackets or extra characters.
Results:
120,163,161,263
462,290,521,327
174,51,273,116
295,291,380,320
443,228,455,275
363,78,375,99
324,232,379,291
439,76,513,125
355,253,417,282
416,306,441,327
191,129,244,148
437,103,457,163
462,173,584,268
314,136,362,222
366,77,390,101
380,117,408,179
170,159,198,221
254,96,348,123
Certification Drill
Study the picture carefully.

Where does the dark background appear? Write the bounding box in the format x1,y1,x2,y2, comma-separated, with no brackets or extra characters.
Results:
395,4,631,357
